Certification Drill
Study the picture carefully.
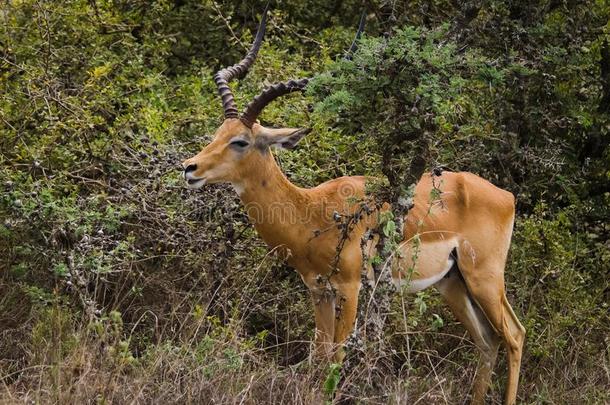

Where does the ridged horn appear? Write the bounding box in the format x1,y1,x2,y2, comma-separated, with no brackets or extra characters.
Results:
213,5,269,119
240,78,310,128
239,10,366,128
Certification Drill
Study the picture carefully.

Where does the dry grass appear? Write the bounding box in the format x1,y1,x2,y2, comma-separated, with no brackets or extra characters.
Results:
2,274,608,405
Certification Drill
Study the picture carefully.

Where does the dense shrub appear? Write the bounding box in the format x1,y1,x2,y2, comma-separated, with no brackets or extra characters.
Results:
1,0,608,403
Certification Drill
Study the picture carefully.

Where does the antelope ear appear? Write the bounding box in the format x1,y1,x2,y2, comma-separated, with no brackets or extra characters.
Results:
254,126,311,150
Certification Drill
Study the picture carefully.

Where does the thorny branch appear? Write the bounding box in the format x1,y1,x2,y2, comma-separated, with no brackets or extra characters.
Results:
211,1,246,50
598,39,610,114
337,168,446,398
312,198,378,320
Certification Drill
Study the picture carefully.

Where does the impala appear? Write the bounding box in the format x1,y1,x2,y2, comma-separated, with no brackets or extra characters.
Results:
182,10,525,405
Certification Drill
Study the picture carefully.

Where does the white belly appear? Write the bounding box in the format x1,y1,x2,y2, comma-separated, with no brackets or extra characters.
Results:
393,237,459,293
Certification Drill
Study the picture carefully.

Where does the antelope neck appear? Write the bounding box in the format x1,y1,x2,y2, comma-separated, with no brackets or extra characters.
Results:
236,152,311,245
238,152,308,209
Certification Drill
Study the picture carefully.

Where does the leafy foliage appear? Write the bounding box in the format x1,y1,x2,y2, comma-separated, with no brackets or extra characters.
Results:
1,0,609,403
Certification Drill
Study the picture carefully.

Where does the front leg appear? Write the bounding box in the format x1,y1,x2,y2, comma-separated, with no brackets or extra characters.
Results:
332,281,359,362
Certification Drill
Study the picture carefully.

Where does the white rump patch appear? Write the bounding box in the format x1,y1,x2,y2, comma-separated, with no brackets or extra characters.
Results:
231,182,245,195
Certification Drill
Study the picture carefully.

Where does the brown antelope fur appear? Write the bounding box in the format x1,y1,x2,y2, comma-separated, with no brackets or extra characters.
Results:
182,9,525,404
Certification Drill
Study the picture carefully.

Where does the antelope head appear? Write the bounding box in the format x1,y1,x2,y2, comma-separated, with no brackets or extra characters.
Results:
182,8,310,190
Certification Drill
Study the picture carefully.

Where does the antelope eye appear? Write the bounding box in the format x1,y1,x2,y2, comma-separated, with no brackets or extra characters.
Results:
229,139,250,149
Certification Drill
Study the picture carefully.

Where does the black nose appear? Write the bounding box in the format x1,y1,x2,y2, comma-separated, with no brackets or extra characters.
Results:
184,164,197,173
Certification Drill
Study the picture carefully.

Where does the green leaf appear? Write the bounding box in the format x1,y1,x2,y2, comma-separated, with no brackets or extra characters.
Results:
323,363,342,397
383,220,396,237
431,313,444,330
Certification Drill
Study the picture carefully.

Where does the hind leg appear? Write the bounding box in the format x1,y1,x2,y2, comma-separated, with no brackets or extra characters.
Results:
310,287,337,360
458,259,526,405
499,294,526,404
436,268,502,404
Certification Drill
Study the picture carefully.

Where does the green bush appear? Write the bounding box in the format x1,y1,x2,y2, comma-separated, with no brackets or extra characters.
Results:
1,0,608,403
